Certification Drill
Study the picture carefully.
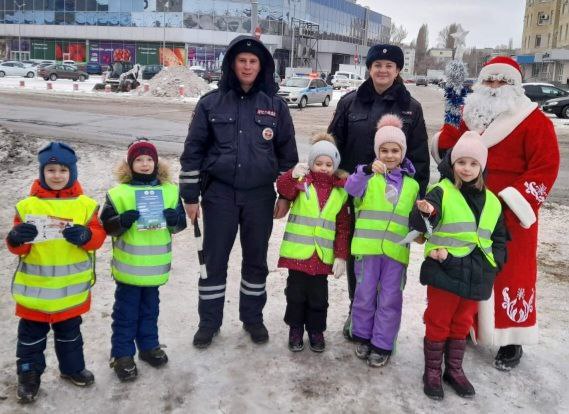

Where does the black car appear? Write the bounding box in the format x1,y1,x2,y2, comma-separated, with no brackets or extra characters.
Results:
141,64,163,80
522,83,569,104
203,69,222,83
85,61,103,75
542,95,569,118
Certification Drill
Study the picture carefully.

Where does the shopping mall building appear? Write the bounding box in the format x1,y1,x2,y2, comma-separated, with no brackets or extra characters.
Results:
0,0,390,76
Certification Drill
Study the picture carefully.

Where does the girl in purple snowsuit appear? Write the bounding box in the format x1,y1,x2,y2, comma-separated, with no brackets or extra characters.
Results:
345,114,420,367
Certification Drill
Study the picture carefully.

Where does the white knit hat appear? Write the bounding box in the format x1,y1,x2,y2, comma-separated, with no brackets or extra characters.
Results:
374,114,407,159
451,131,488,170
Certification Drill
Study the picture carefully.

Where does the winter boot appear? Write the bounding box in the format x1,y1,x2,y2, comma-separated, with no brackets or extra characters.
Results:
342,311,354,341
368,348,391,368
193,327,219,349
110,356,138,382
355,342,371,360
60,369,95,387
494,345,523,371
423,337,445,400
288,326,304,352
243,323,269,344
443,339,475,398
308,332,325,353
139,347,168,368
17,370,41,404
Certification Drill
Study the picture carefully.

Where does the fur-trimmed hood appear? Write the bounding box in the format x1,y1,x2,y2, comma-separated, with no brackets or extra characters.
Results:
115,159,172,184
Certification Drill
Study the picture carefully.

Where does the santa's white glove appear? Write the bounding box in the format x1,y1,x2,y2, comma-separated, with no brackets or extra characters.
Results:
292,163,310,179
332,258,346,279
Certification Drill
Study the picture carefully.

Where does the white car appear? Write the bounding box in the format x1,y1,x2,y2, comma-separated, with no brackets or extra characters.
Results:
277,77,333,108
331,71,364,89
0,61,36,78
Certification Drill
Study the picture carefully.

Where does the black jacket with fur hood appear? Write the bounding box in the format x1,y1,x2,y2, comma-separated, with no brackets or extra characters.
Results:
409,153,508,301
100,160,187,237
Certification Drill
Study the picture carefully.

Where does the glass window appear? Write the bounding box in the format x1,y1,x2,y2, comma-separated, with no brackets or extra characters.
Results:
54,10,64,23
97,0,108,11
33,10,45,23
109,0,119,12
85,0,96,11
107,11,119,25
119,11,131,26
120,0,132,12
64,11,74,23
55,0,64,11
44,10,55,23
65,0,75,11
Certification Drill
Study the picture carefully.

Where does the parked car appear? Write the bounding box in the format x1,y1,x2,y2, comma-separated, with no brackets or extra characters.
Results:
542,95,569,118
38,64,89,81
0,61,36,78
189,65,206,78
141,64,163,80
331,71,364,89
63,60,77,67
415,76,428,86
277,77,333,108
522,82,569,104
203,69,222,83
21,60,39,67
84,61,103,75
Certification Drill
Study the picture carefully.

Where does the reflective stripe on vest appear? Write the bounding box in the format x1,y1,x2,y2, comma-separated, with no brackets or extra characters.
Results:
279,184,348,265
13,195,98,313
351,174,419,265
424,179,501,267
108,183,179,286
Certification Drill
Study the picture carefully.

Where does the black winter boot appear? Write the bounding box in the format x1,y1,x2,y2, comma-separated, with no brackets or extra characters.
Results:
443,339,475,398
17,370,41,404
60,369,95,387
139,347,168,368
243,323,269,344
368,348,391,368
308,332,325,353
494,345,523,371
193,327,219,349
423,337,445,400
110,356,137,382
288,326,304,352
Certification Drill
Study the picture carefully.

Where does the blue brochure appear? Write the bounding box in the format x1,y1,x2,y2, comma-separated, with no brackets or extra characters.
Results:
135,189,166,230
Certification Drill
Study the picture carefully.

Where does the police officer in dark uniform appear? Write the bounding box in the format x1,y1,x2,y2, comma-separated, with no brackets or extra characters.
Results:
180,36,298,348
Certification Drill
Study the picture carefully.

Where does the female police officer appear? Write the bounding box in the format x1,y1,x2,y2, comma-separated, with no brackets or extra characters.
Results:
179,36,298,348
328,44,430,340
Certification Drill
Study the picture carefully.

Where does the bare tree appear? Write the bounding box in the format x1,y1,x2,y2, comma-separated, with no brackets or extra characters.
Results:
390,22,408,45
414,24,429,74
438,23,463,49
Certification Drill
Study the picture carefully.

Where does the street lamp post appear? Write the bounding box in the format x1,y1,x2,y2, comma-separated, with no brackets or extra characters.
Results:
14,1,26,61
289,0,299,71
162,1,169,66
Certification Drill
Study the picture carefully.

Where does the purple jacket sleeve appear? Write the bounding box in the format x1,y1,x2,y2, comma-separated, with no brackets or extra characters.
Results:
345,165,373,198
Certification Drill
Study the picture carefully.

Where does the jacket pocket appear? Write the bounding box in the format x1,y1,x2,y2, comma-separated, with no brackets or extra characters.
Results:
209,113,236,145
347,112,368,123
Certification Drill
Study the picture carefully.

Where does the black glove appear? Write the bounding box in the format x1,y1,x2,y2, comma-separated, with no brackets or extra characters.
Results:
7,223,38,246
362,163,374,175
163,208,178,227
62,225,92,246
119,210,140,229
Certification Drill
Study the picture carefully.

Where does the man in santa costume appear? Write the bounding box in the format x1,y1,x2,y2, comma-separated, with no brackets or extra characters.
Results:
431,56,560,370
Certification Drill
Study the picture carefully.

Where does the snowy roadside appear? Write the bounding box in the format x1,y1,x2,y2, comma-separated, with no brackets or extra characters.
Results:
0,129,568,413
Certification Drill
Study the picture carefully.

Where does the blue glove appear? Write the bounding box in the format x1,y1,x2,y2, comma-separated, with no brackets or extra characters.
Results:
7,223,38,246
163,208,178,227
62,225,92,246
119,210,140,229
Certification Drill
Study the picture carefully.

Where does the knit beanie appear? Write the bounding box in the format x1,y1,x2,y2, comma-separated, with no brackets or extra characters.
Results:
308,133,341,172
374,114,407,159
366,44,404,69
451,131,488,170
127,140,158,169
38,141,78,189
230,37,266,65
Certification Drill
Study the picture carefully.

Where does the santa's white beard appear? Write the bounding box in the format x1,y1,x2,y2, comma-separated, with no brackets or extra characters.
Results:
463,84,528,133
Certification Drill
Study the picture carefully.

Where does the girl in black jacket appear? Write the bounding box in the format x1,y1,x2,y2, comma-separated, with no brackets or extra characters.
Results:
409,132,507,401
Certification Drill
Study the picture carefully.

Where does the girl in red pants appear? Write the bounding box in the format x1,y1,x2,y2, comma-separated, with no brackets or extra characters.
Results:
410,132,508,400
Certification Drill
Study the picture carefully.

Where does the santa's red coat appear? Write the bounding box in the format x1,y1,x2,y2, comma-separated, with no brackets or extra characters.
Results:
433,102,560,346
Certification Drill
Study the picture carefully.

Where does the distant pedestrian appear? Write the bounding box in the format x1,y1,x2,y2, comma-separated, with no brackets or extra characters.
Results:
277,133,350,353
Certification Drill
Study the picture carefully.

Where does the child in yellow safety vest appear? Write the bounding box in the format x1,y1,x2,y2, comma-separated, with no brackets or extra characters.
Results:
100,139,186,382
409,132,508,400
345,114,420,368
277,133,350,353
5,142,106,403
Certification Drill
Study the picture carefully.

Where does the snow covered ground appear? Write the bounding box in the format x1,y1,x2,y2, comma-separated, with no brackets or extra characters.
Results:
0,129,568,413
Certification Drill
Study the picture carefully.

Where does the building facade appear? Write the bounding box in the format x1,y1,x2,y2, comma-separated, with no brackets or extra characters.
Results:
0,0,391,76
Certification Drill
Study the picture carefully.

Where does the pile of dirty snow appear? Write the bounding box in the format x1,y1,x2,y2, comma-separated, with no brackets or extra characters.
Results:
142,66,212,98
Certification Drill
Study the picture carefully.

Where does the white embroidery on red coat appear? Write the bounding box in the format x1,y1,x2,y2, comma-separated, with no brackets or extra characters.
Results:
501,287,535,323
524,181,548,203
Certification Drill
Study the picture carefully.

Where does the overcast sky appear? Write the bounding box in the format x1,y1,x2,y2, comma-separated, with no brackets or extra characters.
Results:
359,0,525,49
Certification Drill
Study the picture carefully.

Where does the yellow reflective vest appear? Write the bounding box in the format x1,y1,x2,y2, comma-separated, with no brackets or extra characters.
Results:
108,183,179,286
425,179,502,267
351,174,419,265
280,184,348,265
13,195,98,313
